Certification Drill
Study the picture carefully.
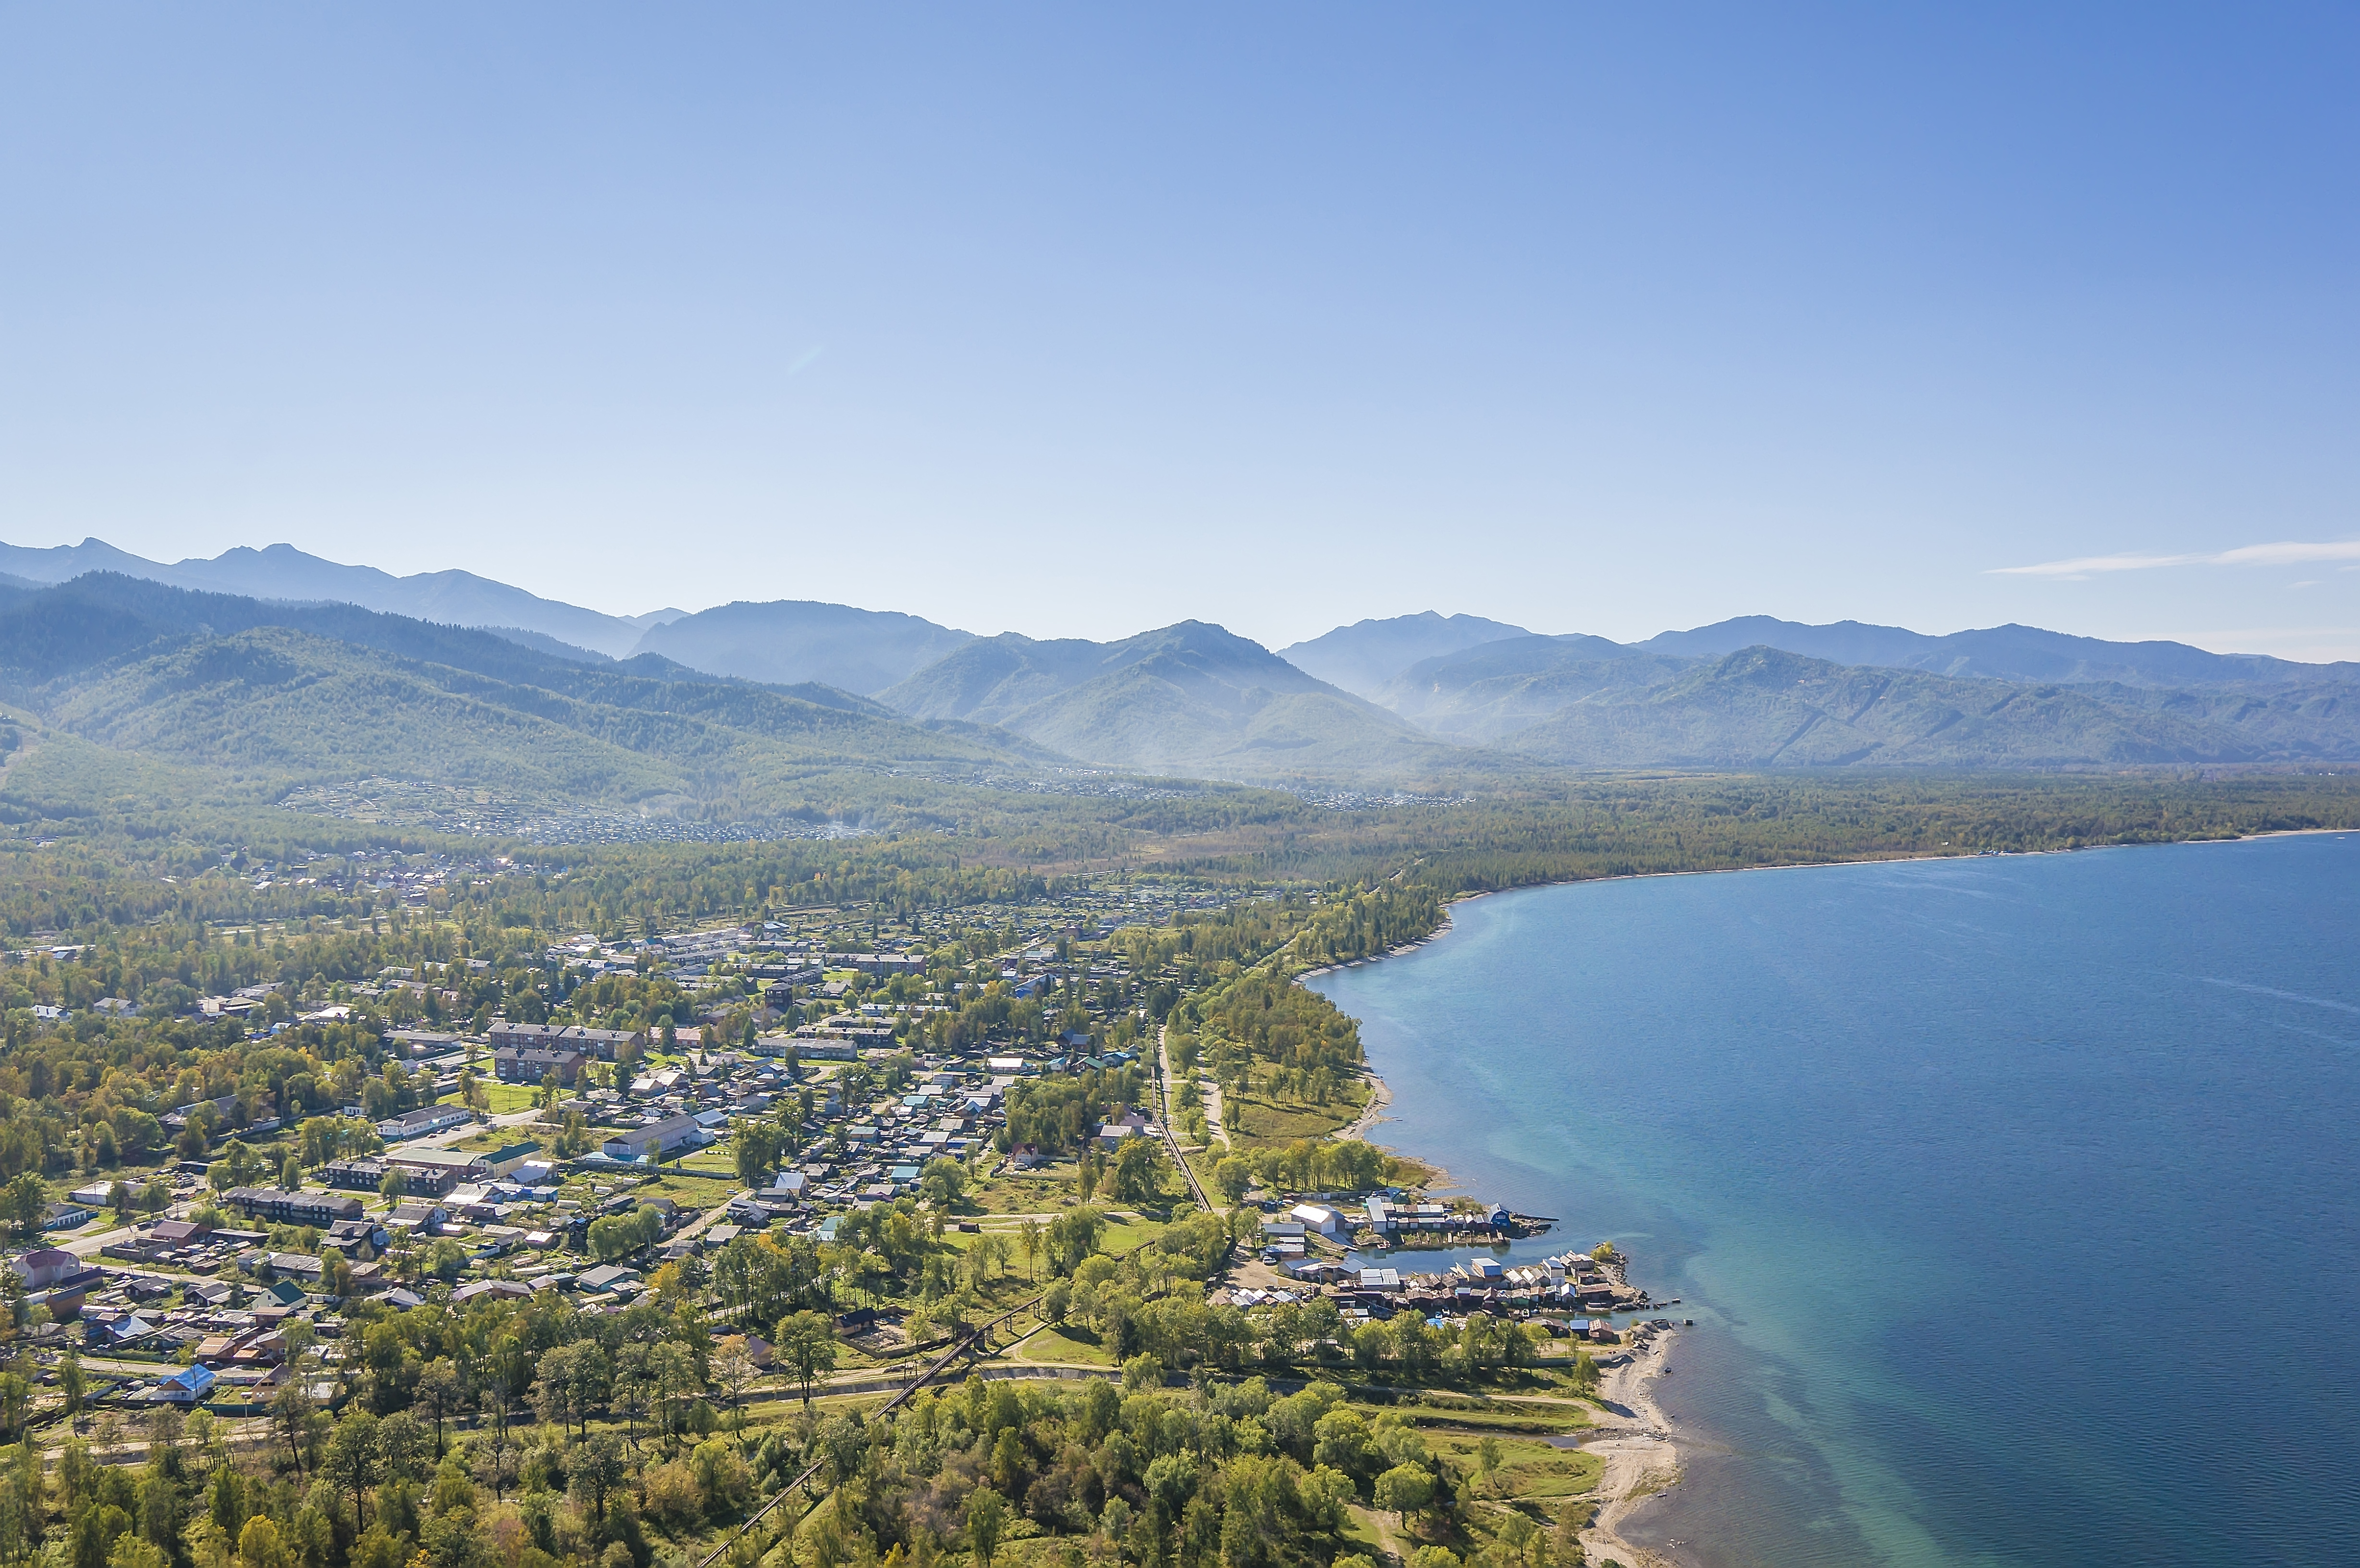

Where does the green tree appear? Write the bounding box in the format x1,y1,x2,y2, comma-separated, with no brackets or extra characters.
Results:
732,1119,779,1189
320,1410,381,1527
236,1516,290,1568
4,1176,46,1239
1374,1464,1434,1527
1045,1206,1106,1274
416,1360,461,1456
568,1433,629,1527
269,1379,316,1477
1112,1138,1162,1204
771,1310,838,1406
1214,1157,1254,1204
58,1354,85,1428
1019,1218,1041,1281
964,1486,1008,1568
919,1158,966,1208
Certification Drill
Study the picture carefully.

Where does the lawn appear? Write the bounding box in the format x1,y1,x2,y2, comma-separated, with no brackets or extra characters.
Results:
964,1169,1079,1214
639,1170,743,1208
671,1147,741,1178
1394,1400,1592,1435
1417,1428,1603,1500
1007,1323,1113,1366
1221,1089,1364,1150
439,1082,539,1115
1094,1214,1174,1256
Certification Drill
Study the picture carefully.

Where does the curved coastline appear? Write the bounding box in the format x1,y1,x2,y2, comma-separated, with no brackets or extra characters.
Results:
1303,829,2360,1568
1307,888,1691,1568
1299,829,2357,1568
1307,824,2353,990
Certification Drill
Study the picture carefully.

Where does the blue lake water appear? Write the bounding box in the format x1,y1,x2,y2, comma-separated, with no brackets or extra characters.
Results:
1308,834,2360,1568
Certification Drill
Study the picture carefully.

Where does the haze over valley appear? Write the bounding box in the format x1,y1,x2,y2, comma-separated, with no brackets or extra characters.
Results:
2,541,2357,828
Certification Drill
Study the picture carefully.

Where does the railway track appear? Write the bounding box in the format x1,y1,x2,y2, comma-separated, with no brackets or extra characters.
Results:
693,1288,1046,1568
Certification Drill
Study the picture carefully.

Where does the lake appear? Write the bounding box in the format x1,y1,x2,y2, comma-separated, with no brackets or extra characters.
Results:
1309,833,2360,1568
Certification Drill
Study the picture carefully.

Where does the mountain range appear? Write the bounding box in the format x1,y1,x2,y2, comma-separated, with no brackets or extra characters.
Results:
0,574,1044,825
3,539,2359,812
0,539,980,687
1278,612,1530,700
878,622,1458,776
0,538,682,660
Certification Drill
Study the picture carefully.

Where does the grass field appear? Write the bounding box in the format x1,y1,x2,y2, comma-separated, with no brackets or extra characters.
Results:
639,1169,742,1208
1006,1323,1113,1365
439,1082,538,1115
1416,1424,1603,1499
1222,1088,1365,1151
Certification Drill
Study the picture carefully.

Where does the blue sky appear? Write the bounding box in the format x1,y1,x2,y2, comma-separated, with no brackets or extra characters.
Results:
4,4,2359,656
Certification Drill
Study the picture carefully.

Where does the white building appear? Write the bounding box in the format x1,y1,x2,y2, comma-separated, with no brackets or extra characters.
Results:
1290,1202,1345,1238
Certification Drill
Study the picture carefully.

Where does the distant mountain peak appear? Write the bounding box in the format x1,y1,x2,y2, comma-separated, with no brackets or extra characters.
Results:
1279,611,1532,699
0,537,666,658
626,599,975,694
1637,615,2353,687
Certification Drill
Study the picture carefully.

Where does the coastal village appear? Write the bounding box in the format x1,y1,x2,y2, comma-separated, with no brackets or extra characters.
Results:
0,861,1683,1568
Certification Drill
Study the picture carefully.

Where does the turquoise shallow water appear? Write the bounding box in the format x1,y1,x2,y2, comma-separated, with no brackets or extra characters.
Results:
1308,834,2360,1568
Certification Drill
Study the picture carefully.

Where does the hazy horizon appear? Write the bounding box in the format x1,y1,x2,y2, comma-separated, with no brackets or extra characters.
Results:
6,6,2359,657
7,531,2354,666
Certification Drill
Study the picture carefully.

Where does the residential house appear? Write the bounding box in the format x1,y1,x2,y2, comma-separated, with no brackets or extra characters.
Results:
9,1249,100,1291
387,1148,491,1191
326,1218,389,1255
575,1263,639,1296
572,1028,643,1061
479,1141,544,1178
150,1219,210,1249
224,1188,363,1227
375,1105,472,1142
490,1023,644,1061
493,1047,590,1086
599,1113,707,1163
825,952,925,978
386,1202,449,1235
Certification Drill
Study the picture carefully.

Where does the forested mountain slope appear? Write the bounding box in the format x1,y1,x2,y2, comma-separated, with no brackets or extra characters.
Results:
0,575,1056,815
1635,615,2358,687
881,621,1465,778
1377,634,1694,742
0,537,670,656
1500,647,2264,768
628,599,976,692
1278,610,1530,698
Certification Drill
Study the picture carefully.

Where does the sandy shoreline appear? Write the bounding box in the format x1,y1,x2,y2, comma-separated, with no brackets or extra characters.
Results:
1338,1070,1391,1139
1303,894,1696,1565
1579,1330,1688,1568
